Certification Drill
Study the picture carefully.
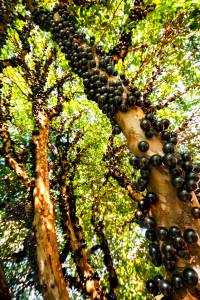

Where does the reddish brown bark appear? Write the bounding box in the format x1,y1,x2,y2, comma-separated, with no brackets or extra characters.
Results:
0,263,11,300
33,114,70,300
116,108,200,300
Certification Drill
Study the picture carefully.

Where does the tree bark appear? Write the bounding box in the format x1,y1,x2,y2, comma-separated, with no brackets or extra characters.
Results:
116,108,200,300
33,114,70,300
0,263,11,300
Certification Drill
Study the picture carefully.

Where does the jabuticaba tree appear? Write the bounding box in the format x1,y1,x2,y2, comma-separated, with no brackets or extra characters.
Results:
0,1,200,300
31,3,200,300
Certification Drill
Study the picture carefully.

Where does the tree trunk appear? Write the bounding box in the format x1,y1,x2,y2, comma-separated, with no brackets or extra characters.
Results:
116,108,200,300
33,115,70,300
0,263,11,300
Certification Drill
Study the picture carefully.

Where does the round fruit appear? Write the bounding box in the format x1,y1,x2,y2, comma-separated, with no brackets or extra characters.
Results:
170,166,183,176
156,227,168,241
139,156,150,169
191,207,200,219
163,259,176,272
145,229,157,241
148,242,160,257
159,280,172,297
135,209,145,221
181,152,192,161
172,176,184,189
172,236,186,249
161,242,176,259
183,228,198,244
146,279,158,295
145,129,154,138
183,268,198,287
171,273,184,289
162,119,170,129
140,119,151,130
143,216,157,229
140,169,150,179
163,143,175,154
145,192,158,204
185,179,197,192
138,141,149,152
150,154,162,166
138,199,150,211
177,189,192,202
168,226,181,237
129,155,140,169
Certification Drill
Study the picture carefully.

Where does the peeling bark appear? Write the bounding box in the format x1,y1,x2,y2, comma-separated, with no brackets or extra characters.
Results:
33,113,70,300
0,263,11,300
116,108,200,300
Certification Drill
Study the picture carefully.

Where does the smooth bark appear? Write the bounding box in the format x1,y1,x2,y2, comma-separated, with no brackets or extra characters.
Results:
0,263,11,300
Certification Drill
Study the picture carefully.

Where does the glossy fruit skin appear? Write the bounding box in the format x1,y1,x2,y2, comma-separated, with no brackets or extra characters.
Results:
185,179,197,192
163,143,175,154
138,141,149,152
140,119,151,130
143,216,157,229
172,236,186,249
172,176,185,189
163,259,176,272
157,227,168,241
148,242,160,257
183,228,198,243
145,229,157,241
171,273,184,289
161,242,176,259
183,268,199,287
129,155,140,169
168,226,181,237
146,279,158,295
145,192,158,204
138,200,150,211
170,166,183,176
159,280,172,297
181,152,192,161
177,189,192,202
191,207,200,219
135,209,145,221
186,171,199,181
150,154,162,166
139,156,150,169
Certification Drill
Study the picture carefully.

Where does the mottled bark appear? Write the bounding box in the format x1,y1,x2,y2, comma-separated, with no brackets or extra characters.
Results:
116,108,200,300
33,114,70,300
0,263,11,300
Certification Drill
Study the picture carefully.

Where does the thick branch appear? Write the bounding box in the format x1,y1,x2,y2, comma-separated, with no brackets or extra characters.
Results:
0,263,11,300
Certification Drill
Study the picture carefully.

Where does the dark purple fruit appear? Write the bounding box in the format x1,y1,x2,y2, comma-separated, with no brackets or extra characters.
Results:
170,137,178,145
161,242,176,259
145,192,158,204
182,161,193,171
162,119,170,129
135,209,145,221
172,176,184,188
186,171,199,182
181,152,192,161
150,154,162,166
177,248,190,259
140,169,151,179
185,179,197,192
156,227,168,241
172,236,186,249
138,200,150,211
183,268,198,287
129,155,140,169
143,216,157,229
171,273,184,289
191,207,200,219
148,242,160,257
146,279,158,295
163,259,176,272
159,280,172,297
145,229,157,241
163,153,177,168
170,166,183,176
140,119,151,130
177,189,192,202
145,128,154,138
151,254,162,267
153,274,163,286
161,131,171,141
163,143,175,154
183,228,198,244
168,226,181,237
139,156,150,169
138,141,149,152
137,177,148,191
146,113,155,122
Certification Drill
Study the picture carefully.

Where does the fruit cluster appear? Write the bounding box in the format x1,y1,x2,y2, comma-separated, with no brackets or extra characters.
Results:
31,6,200,299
